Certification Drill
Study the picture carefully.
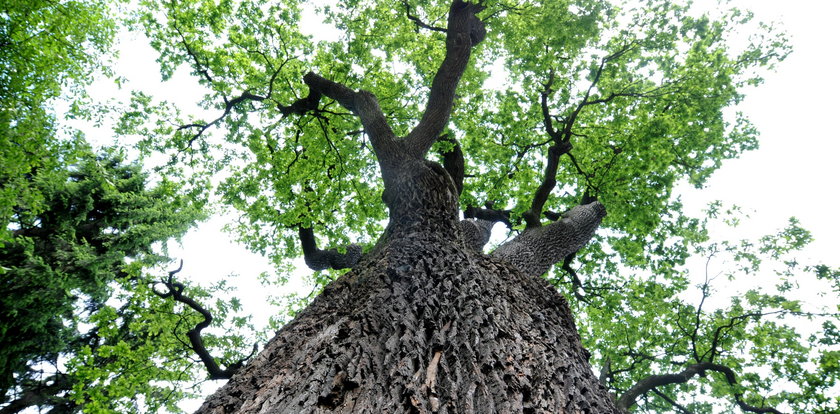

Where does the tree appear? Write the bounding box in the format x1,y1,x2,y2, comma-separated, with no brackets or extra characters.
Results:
93,0,833,412
0,0,117,242
0,1,257,411
0,147,218,412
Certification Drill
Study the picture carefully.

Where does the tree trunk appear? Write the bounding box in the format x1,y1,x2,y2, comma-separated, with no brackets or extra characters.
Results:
198,159,620,413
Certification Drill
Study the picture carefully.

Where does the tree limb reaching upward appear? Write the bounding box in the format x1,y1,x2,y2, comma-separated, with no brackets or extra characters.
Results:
153,261,254,380
403,0,486,158
616,361,784,414
298,226,362,271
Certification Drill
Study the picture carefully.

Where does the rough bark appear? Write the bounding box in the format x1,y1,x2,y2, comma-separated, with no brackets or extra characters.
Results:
492,202,607,278
198,229,618,414
198,154,618,413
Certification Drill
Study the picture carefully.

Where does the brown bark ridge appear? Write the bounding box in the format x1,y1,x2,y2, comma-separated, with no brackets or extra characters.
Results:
198,158,617,413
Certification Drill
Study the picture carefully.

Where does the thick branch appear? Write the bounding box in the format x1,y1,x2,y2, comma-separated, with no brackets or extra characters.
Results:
404,0,485,158
153,261,244,380
492,201,606,278
522,142,572,228
458,219,496,251
298,227,362,271
279,72,400,168
439,135,464,195
616,362,783,414
464,205,512,228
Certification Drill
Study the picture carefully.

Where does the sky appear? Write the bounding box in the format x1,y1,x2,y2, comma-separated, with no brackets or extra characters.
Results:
76,0,840,408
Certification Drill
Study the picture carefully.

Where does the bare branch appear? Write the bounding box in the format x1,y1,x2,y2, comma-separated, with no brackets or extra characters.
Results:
298,227,362,271
616,362,784,414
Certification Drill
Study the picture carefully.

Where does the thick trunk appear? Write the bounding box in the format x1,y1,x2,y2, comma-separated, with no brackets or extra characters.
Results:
198,235,617,413
198,161,619,413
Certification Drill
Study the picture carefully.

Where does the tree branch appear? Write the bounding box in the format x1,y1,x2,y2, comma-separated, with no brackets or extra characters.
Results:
178,91,266,150
464,205,512,228
439,134,465,195
492,201,606,278
458,219,496,251
616,362,784,414
153,261,247,380
403,0,485,158
403,0,448,33
279,72,401,169
521,142,572,228
522,44,636,227
298,226,362,271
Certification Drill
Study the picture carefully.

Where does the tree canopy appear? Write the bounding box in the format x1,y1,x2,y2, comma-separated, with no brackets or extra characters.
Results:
1,0,838,412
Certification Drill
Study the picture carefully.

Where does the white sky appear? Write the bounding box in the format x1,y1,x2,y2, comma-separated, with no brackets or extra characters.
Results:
73,0,839,409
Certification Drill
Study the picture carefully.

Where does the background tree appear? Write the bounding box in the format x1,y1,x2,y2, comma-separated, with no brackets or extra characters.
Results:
0,0,117,241
0,148,220,412
0,0,260,411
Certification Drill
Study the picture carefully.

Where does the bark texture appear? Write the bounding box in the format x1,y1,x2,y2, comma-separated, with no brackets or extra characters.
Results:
198,162,618,414
198,233,617,414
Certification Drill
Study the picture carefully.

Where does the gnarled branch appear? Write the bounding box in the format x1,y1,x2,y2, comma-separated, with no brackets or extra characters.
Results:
279,72,401,169
616,361,783,414
298,226,362,271
153,261,250,380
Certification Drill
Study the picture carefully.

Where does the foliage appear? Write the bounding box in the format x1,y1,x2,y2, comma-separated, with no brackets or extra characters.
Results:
562,206,839,413
125,0,789,273
0,147,218,412
0,0,118,242
8,0,835,411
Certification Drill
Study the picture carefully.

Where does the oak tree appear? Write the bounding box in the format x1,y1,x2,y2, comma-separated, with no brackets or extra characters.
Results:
10,0,837,412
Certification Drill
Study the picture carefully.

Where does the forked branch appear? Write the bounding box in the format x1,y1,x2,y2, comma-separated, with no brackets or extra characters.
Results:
404,0,486,158
153,261,253,380
279,72,400,169
616,362,783,414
